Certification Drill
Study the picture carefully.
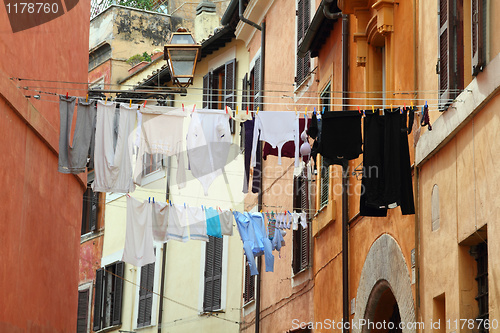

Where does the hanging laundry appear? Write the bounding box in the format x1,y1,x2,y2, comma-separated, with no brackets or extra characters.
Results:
186,110,231,196
165,203,189,242
243,118,261,194
233,211,274,276
299,212,308,229
93,102,136,193
318,110,362,161
263,118,308,162
233,107,253,122
187,206,209,242
407,106,415,134
58,96,97,174
291,211,300,230
122,196,156,267
134,105,187,189
272,228,285,253
219,209,234,236
360,108,414,216
266,212,276,239
205,206,222,238
251,111,300,167
152,200,169,242
420,103,432,130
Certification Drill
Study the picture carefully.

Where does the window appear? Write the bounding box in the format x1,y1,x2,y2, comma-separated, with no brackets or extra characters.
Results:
93,262,124,331
296,0,311,85
88,43,111,71
203,236,223,312
438,0,463,110
77,288,90,333
137,260,155,327
320,82,331,113
471,0,486,75
471,242,488,333
81,185,99,235
203,58,236,133
293,172,310,274
242,258,255,305
142,153,163,177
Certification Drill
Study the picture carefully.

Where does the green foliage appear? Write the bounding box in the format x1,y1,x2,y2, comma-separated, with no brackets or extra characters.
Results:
126,52,152,67
117,0,156,11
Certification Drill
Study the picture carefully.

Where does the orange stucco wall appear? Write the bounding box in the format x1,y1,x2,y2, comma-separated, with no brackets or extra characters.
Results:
0,1,91,332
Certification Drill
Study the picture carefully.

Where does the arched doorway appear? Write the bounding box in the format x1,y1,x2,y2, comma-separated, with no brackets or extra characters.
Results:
352,234,415,333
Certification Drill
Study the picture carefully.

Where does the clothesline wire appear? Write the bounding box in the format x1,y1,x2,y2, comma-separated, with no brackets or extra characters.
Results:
12,77,467,95
80,256,241,325
25,93,455,111
21,86,461,104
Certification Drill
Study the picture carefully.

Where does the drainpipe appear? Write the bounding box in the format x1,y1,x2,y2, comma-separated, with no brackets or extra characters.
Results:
255,20,265,333
157,157,171,333
341,13,350,333
413,0,420,326
237,1,264,331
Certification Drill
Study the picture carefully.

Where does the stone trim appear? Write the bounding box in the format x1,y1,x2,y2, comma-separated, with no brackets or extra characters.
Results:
352,234,415,333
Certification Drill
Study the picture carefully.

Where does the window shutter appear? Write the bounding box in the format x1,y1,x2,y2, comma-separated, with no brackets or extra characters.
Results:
90,190,98,232
438,0,450,107
300,224,309,270
138,262,155,327
253,57,262,111
203,236,223,312
243,259,255,304
93,269,104,331
224,58,237,133
111,262,124,326
471,0,485,75
77,289,89,333
203,72,213,109
203,236,215,312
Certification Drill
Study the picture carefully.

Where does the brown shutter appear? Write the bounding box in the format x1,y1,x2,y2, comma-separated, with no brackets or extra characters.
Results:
77,289,89,333
111,262,124,326
296,0,310,84
224,58,237,133
438,0,450,108
93,269,104,331
138,262,155,327
471,0,485,75
242,259,255,304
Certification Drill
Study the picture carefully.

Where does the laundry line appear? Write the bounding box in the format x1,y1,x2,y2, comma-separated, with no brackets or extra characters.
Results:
12,77,468,95
24,90,458,112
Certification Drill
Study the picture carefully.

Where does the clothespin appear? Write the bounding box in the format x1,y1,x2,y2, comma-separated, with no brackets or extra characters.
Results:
425,100,428,108
236,105,239,115
402,103,405,114
225,105,228,114
105,95,108,105
66,92,69,99
372,105,375,114
184,202,186,208
391,104,393,113
295,107,297,116
170,200,172,207
143,100,147,108
256,106,259,115
201,205,204,210
149,197,151,203
287,210,292,215
305,107,308,118
192,104,196,113
152,197,155,203
182,103,185,112
358,106,361,114
411,101,414,111
129,99,132,108
246,106,249,115
86,94,88,103
322,106,325,115
363,109,366,117
313,107,316,115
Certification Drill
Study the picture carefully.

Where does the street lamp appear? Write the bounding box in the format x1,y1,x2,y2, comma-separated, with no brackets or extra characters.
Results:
164,29,201,87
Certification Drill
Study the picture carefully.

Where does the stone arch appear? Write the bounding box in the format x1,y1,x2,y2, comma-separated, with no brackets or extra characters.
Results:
352,234,415,333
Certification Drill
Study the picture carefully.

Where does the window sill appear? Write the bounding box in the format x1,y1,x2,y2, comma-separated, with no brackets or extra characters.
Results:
292,266,312,288
95,324,121,333
242,299,256,316
200,308,225,316
312,200,336,237
80,230,103,244
135,323,156,330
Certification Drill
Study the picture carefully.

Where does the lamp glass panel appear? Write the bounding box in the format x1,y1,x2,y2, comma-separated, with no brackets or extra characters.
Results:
170,34,195,44
169,49,197,76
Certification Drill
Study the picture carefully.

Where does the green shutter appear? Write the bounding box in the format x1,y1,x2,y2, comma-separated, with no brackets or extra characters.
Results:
111,262,124,326
93,269,104,331
77,289,89,333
